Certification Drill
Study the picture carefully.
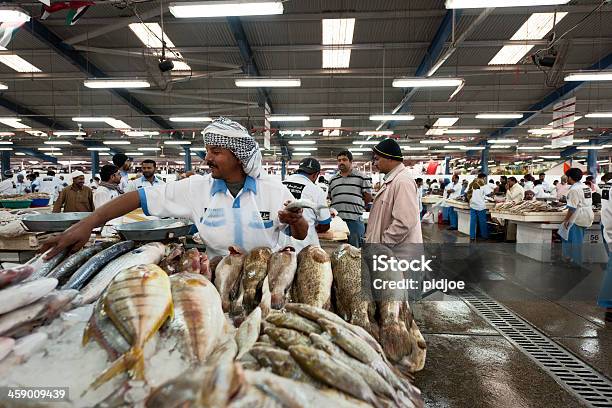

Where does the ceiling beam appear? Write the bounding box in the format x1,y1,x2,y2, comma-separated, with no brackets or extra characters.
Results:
14,148,58,164
561,131,612,158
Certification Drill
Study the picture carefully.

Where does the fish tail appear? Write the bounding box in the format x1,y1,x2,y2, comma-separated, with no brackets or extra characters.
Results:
379,322,412,363
90,347,143,390
270,293,284,309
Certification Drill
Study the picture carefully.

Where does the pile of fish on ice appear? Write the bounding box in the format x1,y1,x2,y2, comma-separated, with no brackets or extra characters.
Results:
0,241,426,407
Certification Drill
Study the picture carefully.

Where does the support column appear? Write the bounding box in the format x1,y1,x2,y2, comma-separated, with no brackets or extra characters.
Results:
587,141,598,177
480,147,489,174
281,159,286,180
184,147,192,172
90,151,99,180
444,156,451,175
1,151,10,176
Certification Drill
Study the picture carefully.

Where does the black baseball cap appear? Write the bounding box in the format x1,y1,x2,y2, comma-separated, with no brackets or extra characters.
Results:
298,157,321,174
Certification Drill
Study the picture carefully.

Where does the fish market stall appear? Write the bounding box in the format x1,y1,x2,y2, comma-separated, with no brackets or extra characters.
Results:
446,199,496,236
0,240,426,408
0,206,57,263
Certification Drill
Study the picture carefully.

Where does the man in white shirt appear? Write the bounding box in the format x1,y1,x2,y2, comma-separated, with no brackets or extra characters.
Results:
539,173,552,193
93,165,122,208
41,117,308,261
523,174,535,192
14,174,28,195
533,180,549,199
316,176,329,195
125,159,165,192
561,168,594,265
280,158,331,253
468,174,489,241
506,177,525,203
38,170,63,202
112,153,133,193
0,170,14,195
446,174,461,230
599,173,612,322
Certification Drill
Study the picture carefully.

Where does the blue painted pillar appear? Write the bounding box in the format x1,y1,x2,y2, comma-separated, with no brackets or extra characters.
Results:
480,147,489,174
444,156,451,175
281,159,286,180
90,151,99,180
184,147,192,171
1,151,10,176
587,140,598,176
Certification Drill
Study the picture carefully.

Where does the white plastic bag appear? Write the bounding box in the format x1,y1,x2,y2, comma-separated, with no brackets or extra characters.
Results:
421,212,435,224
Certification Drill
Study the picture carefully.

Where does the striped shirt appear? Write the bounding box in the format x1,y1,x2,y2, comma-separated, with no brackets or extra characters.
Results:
329,170,372,221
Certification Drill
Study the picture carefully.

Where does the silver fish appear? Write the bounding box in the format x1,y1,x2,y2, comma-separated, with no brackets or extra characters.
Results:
285,199,328,214
0,278,57,315
47,243,109,283
82,294,130,361
62,240,135,290
12,332,48,361
26,249,68,280
0,264,34,289
268,246,297,309
0,337,14,361
76,242,165,305
235,307,262,359
0,289,78,337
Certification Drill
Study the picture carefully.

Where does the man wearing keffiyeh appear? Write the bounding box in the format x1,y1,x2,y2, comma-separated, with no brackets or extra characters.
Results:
41,118,309,259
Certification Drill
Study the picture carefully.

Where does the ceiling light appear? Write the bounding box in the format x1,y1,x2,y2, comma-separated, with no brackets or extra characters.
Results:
44,141,71,145
444,129,480,134
517,146,545,150
53,131,85,136
292,152,313,156
460,146,485,151
15,152,25,156
349,152,364,156
476,113,523,119
532,158,544,163
359,131,393,136
576,145,604,150
571,139,589,144
293,147,318,151
126,152,145,156
540,155,561,159
392,77,463,88
402,146,429,151
107,119,132,129
84,79,150,89
164,140,192,145
433,117,459,127
446,0,570,8
38,147,61,151
103,140,131,145
26,130,46,137
352,141,378,145
99,152,111,156
0,83,7,90
87,147,111,151
279,130,314,136
490,145,512,149
0,147,11,151
169,117,213,122
597,160,610,164
0,7,30,22
0,117,27,128
0,132,14,136
322,18,355,69
190,147,207,151
547,115,582,127
0,54,41,73
369,114,415,121
488,138,518,144
585,112,612,118
420,139,449,144
268,115,310,122
71,117,112,122
138,147,161,151
565,71,612,82
125,131,160,137
322,119,342,128
514,161,524,165
528,128,565,135
489,13,567,65
129,23,191,72
444,145,466,149
0,141,12,145
288,140,316,145
169,1,283,18
235,78,301,87
426,128,446,136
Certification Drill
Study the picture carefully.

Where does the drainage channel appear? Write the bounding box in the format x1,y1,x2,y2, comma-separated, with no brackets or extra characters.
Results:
459,287,612,408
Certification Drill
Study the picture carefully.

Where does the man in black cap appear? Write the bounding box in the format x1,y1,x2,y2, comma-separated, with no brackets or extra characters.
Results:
112,153,132,193
366,138,422,244
280,157,332,252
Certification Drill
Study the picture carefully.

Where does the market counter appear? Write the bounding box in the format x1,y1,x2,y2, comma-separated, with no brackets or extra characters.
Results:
448,200,495,236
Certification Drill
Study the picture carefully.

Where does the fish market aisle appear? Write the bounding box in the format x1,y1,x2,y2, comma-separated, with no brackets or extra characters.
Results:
416,224,611,407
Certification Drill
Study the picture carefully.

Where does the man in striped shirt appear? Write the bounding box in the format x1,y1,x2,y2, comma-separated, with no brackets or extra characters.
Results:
329,150,373,247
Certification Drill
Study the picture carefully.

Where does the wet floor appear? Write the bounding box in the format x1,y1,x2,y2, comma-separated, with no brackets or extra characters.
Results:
414,224,611,408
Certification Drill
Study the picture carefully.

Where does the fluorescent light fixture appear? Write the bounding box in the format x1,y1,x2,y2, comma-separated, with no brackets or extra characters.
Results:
169,116,213,122
84,79,150,89
279,130,314,136
597,160,610,164
517,146,545,150
433,117,459,127
288,140,316,145
532,159,544,163
322,18,355,69
528,128,565,135
0,132,14,136
349,152,364,156
128,23,191,72
138,147,161,151
44,141,71,145
169,1,283,18
491,145,512,149
446,1,570,8
99,152,111,156
369,114,415,121
460,146,485,151
126,152,145,156
488,138,519,144
0,141,12,145
235,78,301,87
15,152,25,156
0,147,11,151
352,141,378,145
0,117,27,128
107,120,132,129
125,131,160,137
322,119,342,128
190,147,207,151
71,117,112,122
571,139,589,144
26,130,47,137
292,152,313,156
547,115,582,127
0,7,30,23
359,131,393,136
576,145,604,150
0,54,41,73
53,131,85,136
164,140,192,145
444,145,466,149
392,77,463,88
293,147,318,151
444,129,480,134
540,155,561,159
402,146,429,151
489,12,567,65
585,112,612,118
0,83,7,90
426,128,446,136
268,115,310,122
38,147,61,151
565,71,612,82
420,139,449,144
87,147,111,151
476,113,523,119
103,140,131,145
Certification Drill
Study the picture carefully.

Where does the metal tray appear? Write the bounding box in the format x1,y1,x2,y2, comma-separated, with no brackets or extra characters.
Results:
114,219,194,241
22,212,92,232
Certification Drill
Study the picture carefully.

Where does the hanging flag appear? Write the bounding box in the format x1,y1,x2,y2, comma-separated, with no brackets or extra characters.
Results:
0,21,26,49
40,1,94,25
37,0,51,6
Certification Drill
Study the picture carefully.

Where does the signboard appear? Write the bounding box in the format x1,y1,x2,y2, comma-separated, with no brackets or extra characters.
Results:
551,97,576,148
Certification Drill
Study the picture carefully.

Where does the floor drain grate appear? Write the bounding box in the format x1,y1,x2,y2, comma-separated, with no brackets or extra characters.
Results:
459,287,612,408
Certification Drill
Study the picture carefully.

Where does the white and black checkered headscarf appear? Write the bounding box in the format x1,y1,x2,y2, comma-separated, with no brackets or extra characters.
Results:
202,117,262,178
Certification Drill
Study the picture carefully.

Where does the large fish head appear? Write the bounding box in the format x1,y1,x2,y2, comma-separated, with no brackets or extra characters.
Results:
247,247,273,263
